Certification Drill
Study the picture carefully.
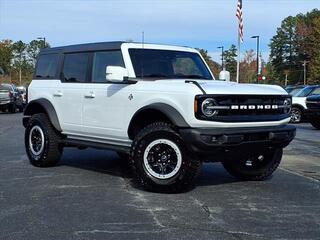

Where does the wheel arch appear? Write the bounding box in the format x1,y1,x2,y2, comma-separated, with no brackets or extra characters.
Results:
127,103,189,140
23,98,62,132
292,104,305,111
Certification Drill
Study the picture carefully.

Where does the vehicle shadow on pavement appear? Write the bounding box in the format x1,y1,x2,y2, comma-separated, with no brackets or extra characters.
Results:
58,148,238,192
58,148,133,179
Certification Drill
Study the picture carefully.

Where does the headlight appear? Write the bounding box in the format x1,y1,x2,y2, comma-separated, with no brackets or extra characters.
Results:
284,98,291,114
201,98,218,117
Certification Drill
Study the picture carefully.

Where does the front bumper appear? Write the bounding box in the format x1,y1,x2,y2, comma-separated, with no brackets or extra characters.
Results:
0,100,11,106
179,125,296,161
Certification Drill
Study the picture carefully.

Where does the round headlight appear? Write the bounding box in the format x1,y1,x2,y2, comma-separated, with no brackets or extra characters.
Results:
201,98,218,117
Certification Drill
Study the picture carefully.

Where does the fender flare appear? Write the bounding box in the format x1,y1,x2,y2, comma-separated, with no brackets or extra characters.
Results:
129,103,190,128
24,98,62,131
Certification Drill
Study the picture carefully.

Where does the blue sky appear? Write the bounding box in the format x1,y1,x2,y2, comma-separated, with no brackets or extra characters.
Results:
0,0,319,63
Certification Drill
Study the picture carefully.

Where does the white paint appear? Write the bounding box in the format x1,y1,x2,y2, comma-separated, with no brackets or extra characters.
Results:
28,43,291,144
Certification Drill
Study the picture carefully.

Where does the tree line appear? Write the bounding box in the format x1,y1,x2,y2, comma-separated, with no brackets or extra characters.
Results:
268,8,320,85
0,39,49,86
201,8,320,85
198,44,260,84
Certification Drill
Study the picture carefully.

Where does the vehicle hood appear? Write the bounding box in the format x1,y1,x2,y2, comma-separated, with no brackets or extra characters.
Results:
196,80,287,95
152,79,287,95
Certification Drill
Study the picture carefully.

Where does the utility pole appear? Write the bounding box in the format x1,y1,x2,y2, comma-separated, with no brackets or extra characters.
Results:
302,60,307,85
217,46,224,70
251,35,260,83
19,52,22,86
284,69,289,86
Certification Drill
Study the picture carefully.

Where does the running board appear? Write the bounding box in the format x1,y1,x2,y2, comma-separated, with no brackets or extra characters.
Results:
62,138,131,154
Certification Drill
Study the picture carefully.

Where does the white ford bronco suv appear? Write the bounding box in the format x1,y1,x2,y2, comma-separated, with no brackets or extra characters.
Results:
23,42,295,192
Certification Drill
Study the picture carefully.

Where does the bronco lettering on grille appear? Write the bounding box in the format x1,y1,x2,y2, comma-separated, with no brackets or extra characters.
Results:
230,105,281,110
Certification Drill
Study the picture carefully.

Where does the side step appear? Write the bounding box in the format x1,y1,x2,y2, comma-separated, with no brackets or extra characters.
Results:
62,138,131,154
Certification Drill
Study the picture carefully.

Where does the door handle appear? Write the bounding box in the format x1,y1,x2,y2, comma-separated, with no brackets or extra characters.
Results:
84,92,95,98
53,91,63,97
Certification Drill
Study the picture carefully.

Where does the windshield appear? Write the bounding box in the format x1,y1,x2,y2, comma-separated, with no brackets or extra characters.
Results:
289,87,304,96
129,49,213,80
295,87,314,97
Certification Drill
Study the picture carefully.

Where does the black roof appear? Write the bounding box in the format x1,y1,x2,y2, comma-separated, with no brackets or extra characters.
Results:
40,41,125,54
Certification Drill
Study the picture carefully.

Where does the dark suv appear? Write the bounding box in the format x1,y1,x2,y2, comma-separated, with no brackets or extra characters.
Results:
306,95,320,129
0,83,24,113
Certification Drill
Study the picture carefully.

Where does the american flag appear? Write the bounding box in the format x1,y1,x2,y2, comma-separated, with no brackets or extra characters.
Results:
236,0,244,43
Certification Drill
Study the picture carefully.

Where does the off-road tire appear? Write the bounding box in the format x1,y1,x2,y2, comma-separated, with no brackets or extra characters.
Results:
25,113,62,167
222,148,283,181
130,122,201,192
290,107,302,123
310,118,320,129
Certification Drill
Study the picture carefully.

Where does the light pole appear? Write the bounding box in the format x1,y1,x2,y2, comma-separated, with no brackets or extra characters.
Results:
217,46,224,70
251,35,260,83
37,37,46,48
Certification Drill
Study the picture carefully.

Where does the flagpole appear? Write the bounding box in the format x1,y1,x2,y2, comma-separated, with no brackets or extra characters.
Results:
236,32,240,83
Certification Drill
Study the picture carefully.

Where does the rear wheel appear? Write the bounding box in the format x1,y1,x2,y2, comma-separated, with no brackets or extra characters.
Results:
25,113,63,167
222,148,283,181
310,118,320,129
130,122,201,192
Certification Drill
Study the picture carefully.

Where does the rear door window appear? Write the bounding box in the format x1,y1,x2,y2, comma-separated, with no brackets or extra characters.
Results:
62,53,89,82
92,51,124,82
35,54,59,79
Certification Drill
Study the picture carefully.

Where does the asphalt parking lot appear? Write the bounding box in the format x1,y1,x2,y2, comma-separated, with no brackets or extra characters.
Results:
1,113,319,240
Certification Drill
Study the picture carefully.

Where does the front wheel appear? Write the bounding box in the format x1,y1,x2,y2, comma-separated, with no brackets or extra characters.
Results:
25,113,63,167
130,122,201,192
310,118,320,129
222,148,283,181
290,107,302,123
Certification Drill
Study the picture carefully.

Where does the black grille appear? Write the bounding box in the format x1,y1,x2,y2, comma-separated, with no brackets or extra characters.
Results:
196,94,291,122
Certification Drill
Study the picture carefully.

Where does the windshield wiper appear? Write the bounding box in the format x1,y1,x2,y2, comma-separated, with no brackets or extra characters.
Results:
174,74,209,80
141,74,169,78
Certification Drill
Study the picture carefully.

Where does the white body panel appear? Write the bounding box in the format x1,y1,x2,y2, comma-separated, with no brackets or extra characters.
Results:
28,80,84,135
28,43,291,143
292,96,307,109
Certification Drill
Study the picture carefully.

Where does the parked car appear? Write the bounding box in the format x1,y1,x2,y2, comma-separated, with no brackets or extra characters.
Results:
17,86,27,107
0,83,24,113
23,41,295,192
285,85,306,96
305,94,320,129
291,85,320,123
